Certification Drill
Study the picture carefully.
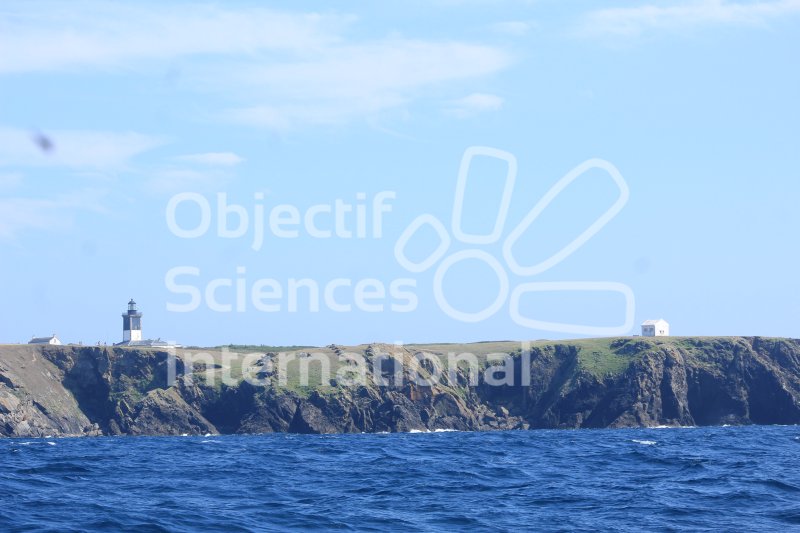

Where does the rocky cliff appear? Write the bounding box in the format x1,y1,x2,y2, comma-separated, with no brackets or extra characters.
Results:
1,336,799,437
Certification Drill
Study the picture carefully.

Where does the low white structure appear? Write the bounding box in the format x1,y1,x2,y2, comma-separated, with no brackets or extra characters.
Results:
29,334,62,345
125,339,182,348
641,319,669,337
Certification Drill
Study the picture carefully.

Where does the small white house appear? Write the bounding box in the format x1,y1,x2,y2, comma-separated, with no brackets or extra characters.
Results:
29,334,62,345
641,319,669,337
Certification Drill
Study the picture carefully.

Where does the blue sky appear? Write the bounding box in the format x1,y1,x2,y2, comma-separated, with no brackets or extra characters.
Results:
1,0,798,346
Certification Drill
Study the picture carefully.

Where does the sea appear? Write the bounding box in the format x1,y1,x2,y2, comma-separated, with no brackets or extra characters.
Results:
1,425,799,532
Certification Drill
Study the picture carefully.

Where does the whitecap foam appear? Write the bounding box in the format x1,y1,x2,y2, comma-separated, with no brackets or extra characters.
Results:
632,439,656,446
408,429,429,434
433,429,458,433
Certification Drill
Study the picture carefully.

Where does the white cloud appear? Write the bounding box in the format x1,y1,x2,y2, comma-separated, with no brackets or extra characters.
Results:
0,126,164,169
445,93,504,118
223,104,356,130
0,3,512,130
0,188,108,239
223,40,511,128
174,152,244,166
144,168,231,195
432,0,537,6
0,173,23,190
580,0,800,37
0,3,349,74
491,20,534,36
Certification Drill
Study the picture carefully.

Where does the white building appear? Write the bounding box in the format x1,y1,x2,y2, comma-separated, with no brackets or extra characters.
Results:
641,319,669,337
29,334,62,345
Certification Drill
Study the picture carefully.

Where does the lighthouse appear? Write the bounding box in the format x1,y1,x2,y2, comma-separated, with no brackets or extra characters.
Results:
122,299,143,343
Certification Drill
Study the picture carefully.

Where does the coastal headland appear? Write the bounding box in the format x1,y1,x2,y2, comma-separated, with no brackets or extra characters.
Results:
1,336,799,437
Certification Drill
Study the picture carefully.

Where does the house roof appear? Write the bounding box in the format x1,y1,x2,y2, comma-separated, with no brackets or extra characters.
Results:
641,319,668,326
29,335,58,344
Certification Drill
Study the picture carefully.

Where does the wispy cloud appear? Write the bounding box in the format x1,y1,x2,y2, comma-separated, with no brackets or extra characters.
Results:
445,93,504,118
144,168,233,195
0,3,348,74
222,40,511,129
580,0,800,37
0,173,23,190
0,123,157,238
491,20,535,36
174,152,244,166
0,188,108,239
0,3,512,130
0,126,164,169
431,0,537,6
153,154,243,193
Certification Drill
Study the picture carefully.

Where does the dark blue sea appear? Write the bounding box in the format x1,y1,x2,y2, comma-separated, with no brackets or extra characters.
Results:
1,426,799,532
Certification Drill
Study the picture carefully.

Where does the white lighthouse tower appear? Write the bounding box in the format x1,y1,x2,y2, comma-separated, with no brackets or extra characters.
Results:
122,299,143,343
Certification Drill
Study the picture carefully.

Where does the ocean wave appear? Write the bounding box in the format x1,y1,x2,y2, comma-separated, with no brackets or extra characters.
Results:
1,425,798,531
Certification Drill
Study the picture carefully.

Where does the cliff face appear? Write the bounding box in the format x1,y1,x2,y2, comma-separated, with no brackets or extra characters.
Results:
1,336,799,437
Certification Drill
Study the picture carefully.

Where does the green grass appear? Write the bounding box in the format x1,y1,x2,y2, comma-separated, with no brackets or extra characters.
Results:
177,340,642,390
177,337,782,391
213,344,318,354
177,347,346,395
568,338,645,377
406,341,523,361
668,336,751,371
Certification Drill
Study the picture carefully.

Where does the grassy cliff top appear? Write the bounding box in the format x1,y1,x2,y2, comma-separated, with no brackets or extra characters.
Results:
4,336,796,395
168,336,799,391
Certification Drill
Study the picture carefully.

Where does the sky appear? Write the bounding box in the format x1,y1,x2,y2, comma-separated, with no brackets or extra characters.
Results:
0,0,798,347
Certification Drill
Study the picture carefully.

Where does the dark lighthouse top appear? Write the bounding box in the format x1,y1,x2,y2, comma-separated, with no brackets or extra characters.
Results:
123,299,143,331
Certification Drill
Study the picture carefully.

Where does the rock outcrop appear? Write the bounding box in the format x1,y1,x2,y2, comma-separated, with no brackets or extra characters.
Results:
1,336,799,437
